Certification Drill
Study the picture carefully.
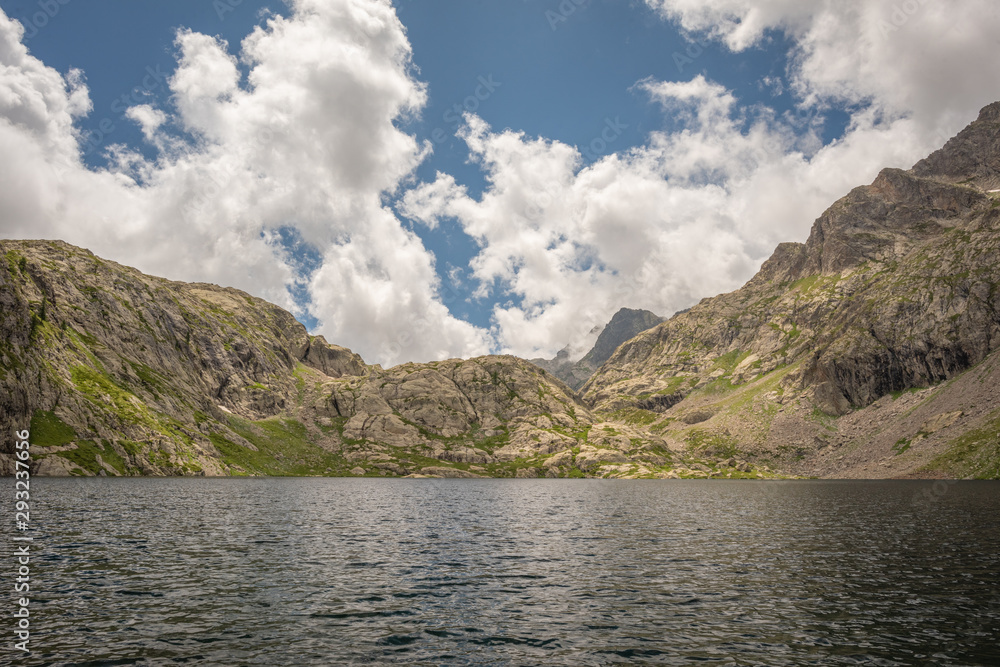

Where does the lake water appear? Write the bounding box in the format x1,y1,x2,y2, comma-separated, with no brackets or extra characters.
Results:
8,479,1000,665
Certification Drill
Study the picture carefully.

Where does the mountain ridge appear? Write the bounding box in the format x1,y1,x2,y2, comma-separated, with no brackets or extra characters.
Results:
528,307,664,389
581,101,1000,478
3,103,1000,479
0,240,686,479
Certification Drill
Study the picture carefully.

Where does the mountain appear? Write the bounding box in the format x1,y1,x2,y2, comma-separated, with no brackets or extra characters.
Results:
583,101,1000,479
581,308,665,369
529,308,663,389
527,324,603,390
0,240,364,476
0,241,688,479
3,103,999,480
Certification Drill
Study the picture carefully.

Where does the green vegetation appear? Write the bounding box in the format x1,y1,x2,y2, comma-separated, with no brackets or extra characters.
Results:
685,428,740,458
609,407,659,427
890,387,922,400
217,416,346,476
926,410,1000,479
126,361,171,399
711,349,751,373
30,410,77,448
55,439,130,475
71,365,159,429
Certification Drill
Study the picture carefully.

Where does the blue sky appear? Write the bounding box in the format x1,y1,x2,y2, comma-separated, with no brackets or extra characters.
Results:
1,0,997,364
7,0,804,330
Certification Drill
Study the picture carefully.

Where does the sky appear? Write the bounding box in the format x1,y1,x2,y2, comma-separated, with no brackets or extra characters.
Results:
1,0,998,367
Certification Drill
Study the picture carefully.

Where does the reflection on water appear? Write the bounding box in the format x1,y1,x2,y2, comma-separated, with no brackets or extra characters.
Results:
9,478,1000,665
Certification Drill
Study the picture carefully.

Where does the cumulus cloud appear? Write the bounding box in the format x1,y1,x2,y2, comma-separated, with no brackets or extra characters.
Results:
125,104,166,144
396,1,1000,359
644,0,1000,136
0,1,491,366
400,74,934,358
3,0,998,365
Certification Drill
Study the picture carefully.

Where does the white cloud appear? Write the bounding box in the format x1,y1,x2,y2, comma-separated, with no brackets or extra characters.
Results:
399,73,944,359
644,0,1000,138
125,104,166,143
3,0,997,366
0,1,491,367
395,1,1000,359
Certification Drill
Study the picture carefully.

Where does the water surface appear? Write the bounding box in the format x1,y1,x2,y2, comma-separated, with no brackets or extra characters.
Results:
9,478,1000,665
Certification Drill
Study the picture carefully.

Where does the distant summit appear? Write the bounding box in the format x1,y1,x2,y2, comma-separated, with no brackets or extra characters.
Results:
580,308,665,370
582,101,1000,479
530,308,663,389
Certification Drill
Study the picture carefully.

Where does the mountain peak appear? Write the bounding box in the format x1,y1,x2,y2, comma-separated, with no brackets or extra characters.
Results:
581,308,665,369
912,101,1000,191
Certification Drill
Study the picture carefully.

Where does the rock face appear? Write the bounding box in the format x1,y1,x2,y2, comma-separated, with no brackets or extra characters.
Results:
580,308,665,370
0,240,368,476
311,355,685,477
528,346,596,391
582,102,1000,479
0,242,685,479
3,104,1000,480
529,308,663,389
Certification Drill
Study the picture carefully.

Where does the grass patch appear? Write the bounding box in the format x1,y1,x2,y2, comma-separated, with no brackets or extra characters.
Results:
925,410,1000,479
685,428,740,459
609,408,659,426
711,349,750,374
890,387,922,400
219,416,347,476
71,365,158,428
55,439,129,475
30,410,77,448
126,361,171,399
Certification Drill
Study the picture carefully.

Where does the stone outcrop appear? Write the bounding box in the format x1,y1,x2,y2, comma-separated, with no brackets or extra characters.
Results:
0,243,684,479
529,308,663,389
581,102,1000,479
4,104,1000,480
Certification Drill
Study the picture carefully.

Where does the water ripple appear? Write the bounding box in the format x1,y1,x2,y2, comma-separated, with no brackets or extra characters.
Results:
7,478,999,665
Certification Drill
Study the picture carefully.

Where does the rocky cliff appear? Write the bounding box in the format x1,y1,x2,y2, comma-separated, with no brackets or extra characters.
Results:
0,241,704,479
581,308,665,370
0,240,367,476
582,102,1000,479
4,104,999,480
529,308,663,389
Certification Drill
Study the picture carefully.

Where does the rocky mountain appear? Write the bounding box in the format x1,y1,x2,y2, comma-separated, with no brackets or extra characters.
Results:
3,103,999,480
529,308,663,389
527,326,602,390
580,308,665,369
0,240,711,479
582,101,1000,479
0,240,365,477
